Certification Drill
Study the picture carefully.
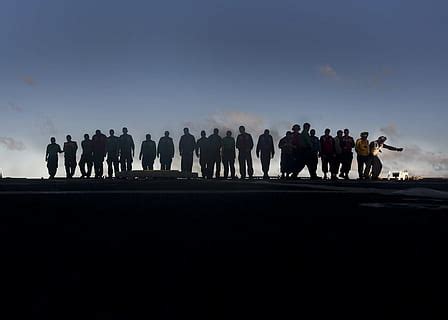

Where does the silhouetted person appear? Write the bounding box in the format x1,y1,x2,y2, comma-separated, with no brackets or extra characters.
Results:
365,136,403,180
236,126,254,179
63,135,78,178
301,123,316,179
79,134,93,178
319,129,336,180
278,131,294,179
355,132,370,179
140,134,156,170
332,130,344,180
92,129,107,178
339,129,355,179
208,128,222,178
290,124,302,178
45,137,62,179
106,129,120,178
119,127,135,172
157,131,175,170
222,130,236,179
256,129,275,179
179,128,196,173
309,129,320,179
195,130,210,178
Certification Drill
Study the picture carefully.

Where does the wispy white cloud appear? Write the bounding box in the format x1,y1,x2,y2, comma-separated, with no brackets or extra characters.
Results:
22,75,36,86
319,64,338,79
0,137,26,151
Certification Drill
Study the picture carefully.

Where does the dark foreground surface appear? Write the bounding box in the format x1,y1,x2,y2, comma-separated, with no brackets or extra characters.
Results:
1,178,448,318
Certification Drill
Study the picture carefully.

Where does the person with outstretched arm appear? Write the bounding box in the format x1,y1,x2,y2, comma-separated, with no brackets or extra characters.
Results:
365,136,403,180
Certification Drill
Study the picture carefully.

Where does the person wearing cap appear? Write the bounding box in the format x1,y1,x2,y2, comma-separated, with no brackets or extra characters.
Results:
355,132,370,179
365,136,403,180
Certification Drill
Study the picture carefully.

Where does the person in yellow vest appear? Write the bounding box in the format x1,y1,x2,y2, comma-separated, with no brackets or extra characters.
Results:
355,132,370,179
366,136,403,180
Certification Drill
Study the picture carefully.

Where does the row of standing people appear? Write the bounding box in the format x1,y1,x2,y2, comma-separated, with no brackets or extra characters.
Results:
278,124,403,180
45,124,402,180
45,126,275,179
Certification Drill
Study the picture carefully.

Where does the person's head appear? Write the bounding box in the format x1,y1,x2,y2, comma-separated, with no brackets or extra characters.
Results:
360,131,368,139
310,129,316,137
109,129,115,136
286,131,292,137
337,130,343,137
201,130,206,137
324,128,331,136
303,123,311,132
213,128,219,135
122,127,128,134
226,130,232,137
66,135,72,142
344,128,350,136
164,131,169,137
378,136,387,143
184,128,189,134
264,129,270,135
146,134,151,140
50,137,56,144
292,124,300,133
96,129,101,135
84,133,89,140
239,126,245,133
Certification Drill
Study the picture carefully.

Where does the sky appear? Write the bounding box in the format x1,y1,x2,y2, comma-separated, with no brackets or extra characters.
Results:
0,0,447,178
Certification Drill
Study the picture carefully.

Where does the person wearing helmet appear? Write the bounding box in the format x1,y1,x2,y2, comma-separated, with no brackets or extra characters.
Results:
366,136,403,180
355,132,370,179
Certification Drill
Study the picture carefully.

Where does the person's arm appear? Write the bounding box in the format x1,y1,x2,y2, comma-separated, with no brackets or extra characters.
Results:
131,136,135,157
139,142,143,160
256,137,261,158
195,140,200,158
249,134,254,150
170,139,175,158
270,136,275,158
383,144,403,152
156,140,160,158
236,135,240,150
45,146,49,161
179,137,183,156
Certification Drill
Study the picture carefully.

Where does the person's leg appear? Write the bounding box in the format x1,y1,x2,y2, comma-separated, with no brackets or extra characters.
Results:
107,159,113,177
167,159,172,170
371,156,380,179
364,156,373,179
149,161,154,170
215,155,221,178
79,157,86,177
222,157,229,178
113,159,120,177
187,154,193,173
261,153,270,177
345,153,353,178
357,155,364,178
127,158,132,171
229,159,236,178
65,160,70,178
120,157,126,172
247,153,254,178
238,153,246,179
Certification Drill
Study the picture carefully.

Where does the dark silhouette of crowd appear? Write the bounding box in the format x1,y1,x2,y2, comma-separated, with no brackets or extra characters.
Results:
45,124,403,180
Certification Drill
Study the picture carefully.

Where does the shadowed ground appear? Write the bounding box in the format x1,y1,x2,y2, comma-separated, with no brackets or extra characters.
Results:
1,178,447,318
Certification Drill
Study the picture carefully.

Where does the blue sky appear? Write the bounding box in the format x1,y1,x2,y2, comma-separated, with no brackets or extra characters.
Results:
1,0,447,177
